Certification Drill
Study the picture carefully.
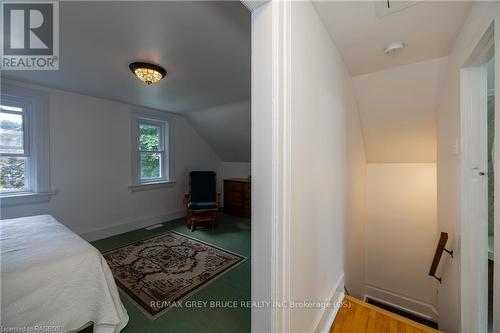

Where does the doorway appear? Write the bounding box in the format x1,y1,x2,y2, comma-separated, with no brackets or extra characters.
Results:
460,24,496,333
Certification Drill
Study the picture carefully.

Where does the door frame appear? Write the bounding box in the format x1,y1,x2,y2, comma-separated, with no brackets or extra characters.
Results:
460,23,496,333
248,1,292,332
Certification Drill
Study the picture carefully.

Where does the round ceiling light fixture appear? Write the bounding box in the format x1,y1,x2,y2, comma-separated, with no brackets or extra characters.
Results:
129,62,166,85
384,41,406,55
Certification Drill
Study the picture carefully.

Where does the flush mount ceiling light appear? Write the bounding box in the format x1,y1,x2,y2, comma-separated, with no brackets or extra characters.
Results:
384,41,406,55
129,62,166,85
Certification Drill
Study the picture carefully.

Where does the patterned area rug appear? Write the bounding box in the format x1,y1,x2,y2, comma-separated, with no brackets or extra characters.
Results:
103,231,246,319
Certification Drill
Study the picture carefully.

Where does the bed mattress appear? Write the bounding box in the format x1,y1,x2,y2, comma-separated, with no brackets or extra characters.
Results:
1,215,128,333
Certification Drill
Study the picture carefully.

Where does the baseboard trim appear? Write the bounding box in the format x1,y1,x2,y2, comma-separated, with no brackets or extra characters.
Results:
79,210,185,242
314,274,345,333
364,284,438,322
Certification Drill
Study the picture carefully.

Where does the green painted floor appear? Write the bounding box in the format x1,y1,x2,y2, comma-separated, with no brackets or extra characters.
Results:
90,213,251,333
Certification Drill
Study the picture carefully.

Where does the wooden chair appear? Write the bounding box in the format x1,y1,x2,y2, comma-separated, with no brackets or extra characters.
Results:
184,171,221,231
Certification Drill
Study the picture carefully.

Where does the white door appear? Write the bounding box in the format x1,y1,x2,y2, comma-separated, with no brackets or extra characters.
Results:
460,65,489,333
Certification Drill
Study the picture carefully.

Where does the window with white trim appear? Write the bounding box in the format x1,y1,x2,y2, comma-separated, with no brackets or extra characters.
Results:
0,101,31,192
138,120,165,182
131,110,173,189
0,84,51,205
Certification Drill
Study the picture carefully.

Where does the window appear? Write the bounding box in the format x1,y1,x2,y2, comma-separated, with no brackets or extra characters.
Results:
130,110,174,190
139,121,165,182
0,102,30,193
0,84,51,206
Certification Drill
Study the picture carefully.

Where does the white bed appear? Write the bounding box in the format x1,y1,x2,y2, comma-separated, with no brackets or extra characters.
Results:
1,215,128,333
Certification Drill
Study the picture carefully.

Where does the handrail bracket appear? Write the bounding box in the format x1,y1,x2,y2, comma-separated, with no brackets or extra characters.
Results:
428,232,453,284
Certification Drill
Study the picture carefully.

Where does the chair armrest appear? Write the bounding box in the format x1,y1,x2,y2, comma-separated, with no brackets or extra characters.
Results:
216,193,222,208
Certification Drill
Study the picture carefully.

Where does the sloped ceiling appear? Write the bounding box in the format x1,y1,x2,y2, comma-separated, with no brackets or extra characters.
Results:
313,1,471,75
1,1,251,163
352,57,448,163
2,1,250,113
240,0,269,11
312,1,471,163
186,100,250,162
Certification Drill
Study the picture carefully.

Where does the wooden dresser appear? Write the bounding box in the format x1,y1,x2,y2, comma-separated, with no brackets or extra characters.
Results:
223,178,251,217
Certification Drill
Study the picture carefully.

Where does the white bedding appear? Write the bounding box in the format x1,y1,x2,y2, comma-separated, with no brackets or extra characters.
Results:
1,215,128,333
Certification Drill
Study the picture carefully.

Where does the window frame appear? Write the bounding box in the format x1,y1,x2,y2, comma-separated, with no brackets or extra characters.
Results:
130,108,175,191
138,119,166,182
0,83,53,206
0,98,31,157
0,98,32,194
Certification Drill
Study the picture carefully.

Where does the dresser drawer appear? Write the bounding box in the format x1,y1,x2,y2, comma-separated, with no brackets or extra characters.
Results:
224,181,243,192
243,182,251,193
225,191,243,202
224,179,251,217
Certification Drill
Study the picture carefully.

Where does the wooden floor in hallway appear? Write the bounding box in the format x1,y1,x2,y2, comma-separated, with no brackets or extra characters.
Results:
330,296,441,333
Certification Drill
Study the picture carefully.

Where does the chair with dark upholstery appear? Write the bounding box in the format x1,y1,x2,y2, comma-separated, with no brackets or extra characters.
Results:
184,171,221,231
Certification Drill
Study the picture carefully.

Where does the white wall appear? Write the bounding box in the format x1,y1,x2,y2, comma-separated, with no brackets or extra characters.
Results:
0,80,222,241
345,87,367,300
365,164,438,321
349,44,446,324
289,1,365,331
435,3,500,332
352,57,448,163
222,162,251,180
251,3,273,332
251,1,366,331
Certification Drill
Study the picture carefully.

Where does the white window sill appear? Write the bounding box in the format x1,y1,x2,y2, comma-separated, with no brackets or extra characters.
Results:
0,191,57,207
129,180,176,192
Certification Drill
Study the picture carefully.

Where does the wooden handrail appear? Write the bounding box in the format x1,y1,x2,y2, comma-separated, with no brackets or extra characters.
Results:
429,232,454,283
